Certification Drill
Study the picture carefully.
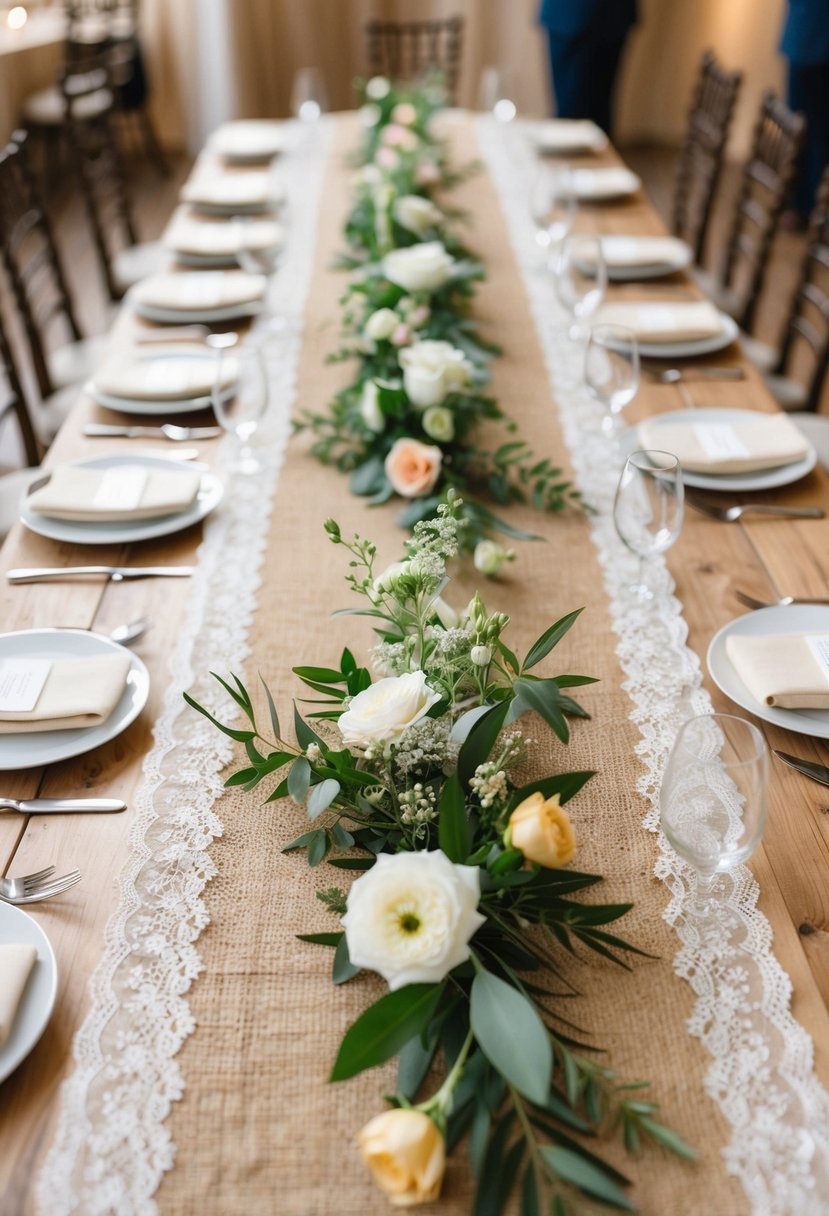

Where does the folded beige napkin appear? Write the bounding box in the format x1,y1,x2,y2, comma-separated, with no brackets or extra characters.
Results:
0,945,36,1043
165,210,284,258
534,119,606,152
638,411,809,474
93,353,238,401
0,653,131,732
726,633,829,708
571,167,641,198
180,170,275,209
131,271,266,312
209,120,287,160
28,463,201,521
595,300,724,343
575,235,689,269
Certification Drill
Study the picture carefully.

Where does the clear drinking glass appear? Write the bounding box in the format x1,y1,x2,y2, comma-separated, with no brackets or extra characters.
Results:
613,449,683,599
529,165,576,255
660,713,768,922
478,66,516,123
209,333,269,475
291,67,328,123
585,324,640,434
553,235,606,341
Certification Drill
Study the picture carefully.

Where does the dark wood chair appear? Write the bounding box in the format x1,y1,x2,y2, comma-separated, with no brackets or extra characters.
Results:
0,312,44,540
0,130,105,430
672,50,742,267
697,91,805,334
61,55,166,302
365,16,464,105
742,167,829,412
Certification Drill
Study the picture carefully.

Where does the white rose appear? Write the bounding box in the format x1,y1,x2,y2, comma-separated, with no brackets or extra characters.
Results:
338,670,441,751
399,339,473,409
473,540,515,577
359,379,385,433
364,308,399,341
383,241,456,294
360,103,381,127
342,850,486,989
366,76,391,100
422,405,454,442
392,195,444,238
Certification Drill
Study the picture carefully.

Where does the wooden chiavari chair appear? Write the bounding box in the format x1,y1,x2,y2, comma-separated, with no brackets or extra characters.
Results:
365,16,464,104
672,50,742,267
698,91,805,334
0,131,105,419
0,314,44,541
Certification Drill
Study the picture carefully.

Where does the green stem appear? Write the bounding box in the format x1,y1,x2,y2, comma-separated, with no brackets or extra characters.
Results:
420,1027,475,1122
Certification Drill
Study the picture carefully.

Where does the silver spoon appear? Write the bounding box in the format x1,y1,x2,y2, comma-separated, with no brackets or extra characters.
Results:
109,617,151,646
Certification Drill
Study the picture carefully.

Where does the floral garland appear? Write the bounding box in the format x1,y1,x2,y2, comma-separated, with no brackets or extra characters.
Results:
189,493,692,1212
296,75,579,573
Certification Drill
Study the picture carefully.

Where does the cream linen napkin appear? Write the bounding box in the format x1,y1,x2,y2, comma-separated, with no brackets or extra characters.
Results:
637,411,809,474
534,119,606,152
165,210,283,257
131,271,266,312
594,300,724,343
575,235,689,269
726,634,829,708
0,945,36,1043
209,120,287,160
0,653,131,732
93,353,238,401
571,167,641,198
180,170,275,209
28,463,201,521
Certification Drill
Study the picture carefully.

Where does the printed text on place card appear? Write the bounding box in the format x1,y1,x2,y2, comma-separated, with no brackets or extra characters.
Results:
692,423,750,460
0,659,52,712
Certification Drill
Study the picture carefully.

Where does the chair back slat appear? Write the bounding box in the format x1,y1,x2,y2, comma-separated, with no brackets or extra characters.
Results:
776,166,829,410
0,311,42,467
365,16,464,105
673,50,742,265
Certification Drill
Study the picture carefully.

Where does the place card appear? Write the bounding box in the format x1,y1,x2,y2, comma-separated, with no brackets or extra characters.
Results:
0,659,51,713
805,636,829,679
692,422,750,461
92,468,147,512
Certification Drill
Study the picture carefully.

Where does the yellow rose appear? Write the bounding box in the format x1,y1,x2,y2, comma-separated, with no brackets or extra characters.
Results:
508,791,576,868
358,1109,446,1207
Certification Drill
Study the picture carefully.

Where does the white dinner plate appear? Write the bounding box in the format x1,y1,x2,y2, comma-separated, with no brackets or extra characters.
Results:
707,605,829,739
607,312,740,359
88,350,237,417
0,903,58,1083
531,120,608,156
0,628,150,770
627,408,818,492
208,121,289,164
21,454,223,545
132,299,264,325
574,238,693,281
571,167,642,201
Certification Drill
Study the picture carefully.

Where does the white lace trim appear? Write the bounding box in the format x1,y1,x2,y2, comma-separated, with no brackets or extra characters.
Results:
34,120,334,1216
476,116,829,1215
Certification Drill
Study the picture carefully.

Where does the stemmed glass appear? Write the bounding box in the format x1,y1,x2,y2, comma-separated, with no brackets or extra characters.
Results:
291,67,328,123
613,449,683,600
478,67,517,123
553,235,606,341
209,333,269,475
660,713,768,923
585,324,639,434
529,165,576,258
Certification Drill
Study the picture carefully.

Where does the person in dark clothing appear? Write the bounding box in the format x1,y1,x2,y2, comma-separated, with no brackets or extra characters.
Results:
537,0,638,138
780,0,829,221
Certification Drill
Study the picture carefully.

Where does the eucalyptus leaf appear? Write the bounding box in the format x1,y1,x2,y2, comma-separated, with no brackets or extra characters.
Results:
259,673,281,739
470,971,551,1106
287,757,311,804
438,774,470,863
333,935,361,984
307,778,341,820
330,983,444,1081
541,1146,636,1211
521,609,583,672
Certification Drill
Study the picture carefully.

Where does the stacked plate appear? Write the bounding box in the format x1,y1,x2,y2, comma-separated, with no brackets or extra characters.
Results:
89,348,238,416
164,209,284,269
180,168,282,217
572,234,692,281
531,119,608,156
208,120,289,164
129,271,267,324
571,167,641,201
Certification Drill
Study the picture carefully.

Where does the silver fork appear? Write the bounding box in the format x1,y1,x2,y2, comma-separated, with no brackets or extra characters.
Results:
687,496,825,522
644,367,746,384
735,589,829,610
0,864,81,904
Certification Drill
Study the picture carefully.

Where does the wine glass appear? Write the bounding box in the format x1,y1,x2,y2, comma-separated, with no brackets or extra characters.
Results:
553,235,606,341
613,449,683,600
529,165,576,256
584,324,639,434
291,67,328,123
478,67,517,123
660,713,768,923
209,333,269,475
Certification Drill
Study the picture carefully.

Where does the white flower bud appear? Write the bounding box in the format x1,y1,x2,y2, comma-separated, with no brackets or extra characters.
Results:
473,540,514,577
471,645,492,667
359,379,385,433
364,308,399,341
422,405,455,442
366,76,391,100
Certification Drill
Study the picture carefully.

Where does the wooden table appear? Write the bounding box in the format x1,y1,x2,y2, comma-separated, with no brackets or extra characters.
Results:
1,113,828,1215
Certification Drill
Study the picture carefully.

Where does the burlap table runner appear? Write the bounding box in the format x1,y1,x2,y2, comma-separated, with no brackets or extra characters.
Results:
156,118,744,1215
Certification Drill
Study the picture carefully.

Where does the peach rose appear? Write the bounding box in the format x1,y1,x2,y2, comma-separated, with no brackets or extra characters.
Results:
508,791,576,868
358,1109,445,1206
385,438,442,498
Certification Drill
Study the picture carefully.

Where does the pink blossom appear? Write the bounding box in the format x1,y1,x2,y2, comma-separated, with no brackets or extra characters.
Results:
415,162,441,186
381,123,418,150
390,324,413,346
392,102,417,126
375,147,400,169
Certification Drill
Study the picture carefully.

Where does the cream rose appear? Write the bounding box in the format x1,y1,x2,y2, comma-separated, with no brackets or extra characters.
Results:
358,1109,445,1207
422,406,454,443
366,75,391,100
364,307,399,341
342,850,485,988
385,437,442,498
399,339,473,409
338,670,441,751
391,102,417,126
508,791,576,868
359,379,385,433
392,195,443,238
473,539,515,577
383,241,455,294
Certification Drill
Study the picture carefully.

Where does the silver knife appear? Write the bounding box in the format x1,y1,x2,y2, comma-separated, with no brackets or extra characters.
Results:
774,751,829,787
7,566,195,583
84,424,223,440
0,797,127,814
